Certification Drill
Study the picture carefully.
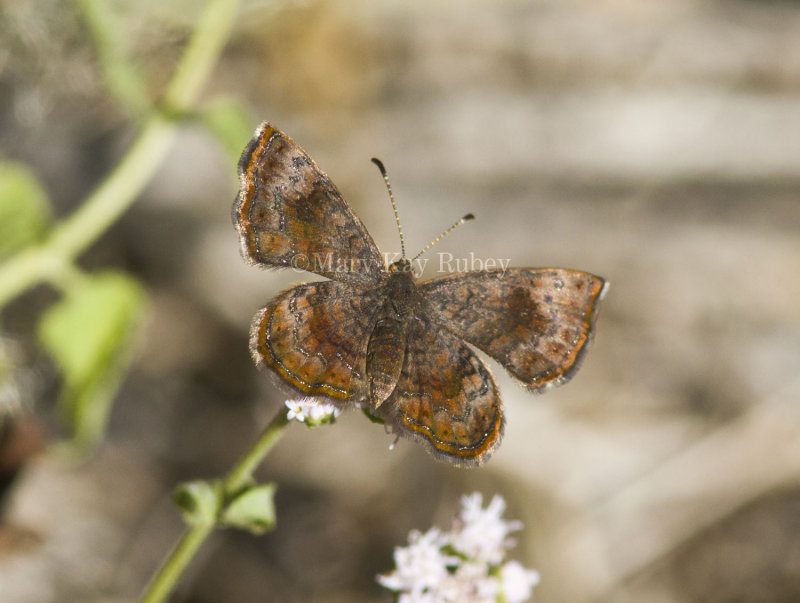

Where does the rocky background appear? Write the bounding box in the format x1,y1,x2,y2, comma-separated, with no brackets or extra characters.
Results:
1,0,800,601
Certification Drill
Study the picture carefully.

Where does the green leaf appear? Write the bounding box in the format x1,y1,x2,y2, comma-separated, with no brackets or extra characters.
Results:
198,99,254,167
0,162,52,258
37,271,146,447
221,483,277,535
174,480,222,527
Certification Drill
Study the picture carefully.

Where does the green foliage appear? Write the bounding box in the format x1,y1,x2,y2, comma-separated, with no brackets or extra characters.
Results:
37,271,146,447
174,479,277,535
0,162,52,258
74,0,150,117
199,99,255,166
0,1,272,599
221,482,277,534
175,480,223,527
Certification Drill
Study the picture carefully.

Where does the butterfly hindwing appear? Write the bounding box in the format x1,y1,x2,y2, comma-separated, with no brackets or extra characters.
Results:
377,315,504,465
251,280,384,402
420,268,607,391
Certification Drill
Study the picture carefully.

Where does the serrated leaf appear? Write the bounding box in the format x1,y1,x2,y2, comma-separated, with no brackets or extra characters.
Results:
199,99,254,167
37,271,146,447
174,480,222,527
221,483,277,535
0,162,52,257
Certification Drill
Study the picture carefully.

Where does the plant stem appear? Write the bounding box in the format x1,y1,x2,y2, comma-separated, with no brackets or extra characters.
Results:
162,0,242,112
138,520,215,603
224,407,291,493
72,0,149,117
0,0,243,309
139,407,291,603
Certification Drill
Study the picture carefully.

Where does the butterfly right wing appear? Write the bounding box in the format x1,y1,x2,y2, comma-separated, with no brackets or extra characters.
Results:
251,280,384,402
420,268,607,392
234,123,385,283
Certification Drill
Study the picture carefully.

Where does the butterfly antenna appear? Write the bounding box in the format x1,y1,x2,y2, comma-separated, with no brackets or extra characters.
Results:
371,157,406,259
411,213,475,262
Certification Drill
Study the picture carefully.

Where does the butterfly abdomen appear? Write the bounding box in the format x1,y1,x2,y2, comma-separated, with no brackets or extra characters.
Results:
366,302,407,408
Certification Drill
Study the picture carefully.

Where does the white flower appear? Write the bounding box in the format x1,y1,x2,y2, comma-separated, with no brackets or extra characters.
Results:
377,528,456,596
500,561,540,603
445,560,500,602
378,493,539,602
398,592,439,603
284,400,305,421
284,399,340,426
451,493,522,566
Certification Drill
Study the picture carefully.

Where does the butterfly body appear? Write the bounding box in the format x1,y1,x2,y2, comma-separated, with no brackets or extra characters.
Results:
367,262,418,407
234,122,607,465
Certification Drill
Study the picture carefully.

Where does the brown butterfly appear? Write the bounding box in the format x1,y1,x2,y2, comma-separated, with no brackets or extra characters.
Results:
233,123,608,465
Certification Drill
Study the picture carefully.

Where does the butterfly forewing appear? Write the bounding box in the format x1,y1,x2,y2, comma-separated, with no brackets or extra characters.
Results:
420,269,607,391
234,122,384,282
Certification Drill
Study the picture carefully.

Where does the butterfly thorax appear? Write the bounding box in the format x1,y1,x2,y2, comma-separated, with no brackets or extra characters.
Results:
385,259,421,318
366,260,421,408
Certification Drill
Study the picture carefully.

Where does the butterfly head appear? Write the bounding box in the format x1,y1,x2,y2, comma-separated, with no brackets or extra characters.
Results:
388,258,414,274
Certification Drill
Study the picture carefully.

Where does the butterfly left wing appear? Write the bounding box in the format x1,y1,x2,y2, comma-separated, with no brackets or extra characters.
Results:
420,269,607,392
376,315,504,465
234,123,384,283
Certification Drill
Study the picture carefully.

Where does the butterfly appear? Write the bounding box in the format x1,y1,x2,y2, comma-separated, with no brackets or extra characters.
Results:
233,123,608,465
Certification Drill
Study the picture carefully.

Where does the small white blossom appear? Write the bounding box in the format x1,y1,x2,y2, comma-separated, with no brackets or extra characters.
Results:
378,493,539,603
377,528,456,596
445,560,500,601
284,399,340,426
500,561,540,603
451,493,522,566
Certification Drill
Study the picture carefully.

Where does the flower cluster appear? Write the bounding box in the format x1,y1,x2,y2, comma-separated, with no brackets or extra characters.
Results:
284,399,341,427
378,493,540,602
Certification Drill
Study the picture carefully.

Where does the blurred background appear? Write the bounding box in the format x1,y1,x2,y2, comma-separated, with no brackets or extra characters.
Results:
1,0,800,601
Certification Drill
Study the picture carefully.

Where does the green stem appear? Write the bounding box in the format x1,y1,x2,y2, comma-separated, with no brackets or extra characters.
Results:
48,116,176,263
162,0,242,112
0,0,242,308
72,0,149,117
139,407,291,603
224,407,291,493
138,520,215,603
